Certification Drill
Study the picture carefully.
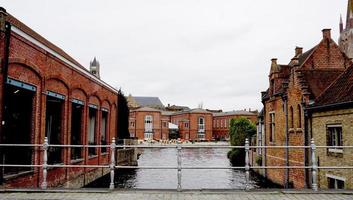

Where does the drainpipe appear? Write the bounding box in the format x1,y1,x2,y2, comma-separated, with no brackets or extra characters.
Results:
303,104,310,188
282,95,289,188
0,10,11,184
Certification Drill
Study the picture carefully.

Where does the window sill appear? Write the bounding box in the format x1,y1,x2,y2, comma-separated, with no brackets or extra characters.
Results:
101,152,109,156
70,158,84,164
269,142,276,146
88,155,98,159
328,148,343,154
4,170,34,181
296,128,303,133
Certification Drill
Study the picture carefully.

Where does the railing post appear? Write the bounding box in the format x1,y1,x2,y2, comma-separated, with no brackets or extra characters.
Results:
245,138,250,190
177,139,182,192
41,137,48,190
109,137,116,190
311,138,318,192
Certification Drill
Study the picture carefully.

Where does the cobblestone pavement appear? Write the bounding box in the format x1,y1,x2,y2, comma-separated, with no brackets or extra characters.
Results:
1,190,353,200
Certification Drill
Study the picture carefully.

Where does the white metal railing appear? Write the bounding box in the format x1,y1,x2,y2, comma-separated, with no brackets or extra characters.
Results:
1,138,353,191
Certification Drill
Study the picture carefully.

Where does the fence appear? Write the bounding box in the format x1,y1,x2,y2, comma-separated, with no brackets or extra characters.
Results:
1,138,353,191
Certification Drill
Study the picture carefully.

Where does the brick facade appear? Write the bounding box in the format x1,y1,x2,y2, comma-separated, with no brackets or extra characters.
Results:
261,29,351,188
212,111,257,140
0,10,119,188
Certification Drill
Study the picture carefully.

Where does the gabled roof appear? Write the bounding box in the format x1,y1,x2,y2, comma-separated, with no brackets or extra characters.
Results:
314,64,353,107
133,107,161,112
133,96,164,108
189,108,212,114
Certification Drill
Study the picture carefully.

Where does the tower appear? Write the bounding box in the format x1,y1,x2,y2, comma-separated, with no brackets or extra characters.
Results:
339,0,353,59
90,57,100,78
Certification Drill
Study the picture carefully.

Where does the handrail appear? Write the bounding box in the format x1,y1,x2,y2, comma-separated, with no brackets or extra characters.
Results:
2,138,353,191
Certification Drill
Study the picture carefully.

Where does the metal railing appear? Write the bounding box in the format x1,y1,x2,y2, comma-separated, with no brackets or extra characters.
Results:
1,138,353,191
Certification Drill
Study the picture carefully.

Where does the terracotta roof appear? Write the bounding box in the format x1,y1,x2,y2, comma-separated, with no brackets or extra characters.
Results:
299,69,345,99
314,64,353,107
297,46,317,66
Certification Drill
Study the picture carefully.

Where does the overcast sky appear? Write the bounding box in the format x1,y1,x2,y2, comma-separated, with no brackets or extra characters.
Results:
0,0,347,111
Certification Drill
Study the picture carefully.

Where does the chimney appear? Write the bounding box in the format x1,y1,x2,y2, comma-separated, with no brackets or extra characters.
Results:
271,58,278,68
291,57,299,66
295,47,303,57
322,29,331,40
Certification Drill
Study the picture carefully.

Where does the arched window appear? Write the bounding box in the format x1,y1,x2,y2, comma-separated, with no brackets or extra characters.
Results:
144,115,153,132
198,117,205,132
297,105,302,128
289,106,294,128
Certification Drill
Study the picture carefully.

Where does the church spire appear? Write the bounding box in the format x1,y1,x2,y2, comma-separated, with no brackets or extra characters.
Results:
340,14,344,33
346,0,353,29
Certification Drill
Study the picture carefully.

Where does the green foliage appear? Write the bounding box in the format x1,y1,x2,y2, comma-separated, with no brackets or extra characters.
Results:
256,155,262,166
227,117,256,166
117,89,130,139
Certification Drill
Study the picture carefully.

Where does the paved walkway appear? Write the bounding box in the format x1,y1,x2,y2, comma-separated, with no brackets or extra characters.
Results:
1,190,353,200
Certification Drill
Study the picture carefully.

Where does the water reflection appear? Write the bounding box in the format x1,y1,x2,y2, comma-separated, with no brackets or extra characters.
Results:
88,145,275,189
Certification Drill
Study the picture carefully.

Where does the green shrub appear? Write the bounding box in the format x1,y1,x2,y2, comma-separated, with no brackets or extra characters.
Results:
228,117,256,166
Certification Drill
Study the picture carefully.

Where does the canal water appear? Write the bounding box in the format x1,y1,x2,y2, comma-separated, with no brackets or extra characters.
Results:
87,144,276,190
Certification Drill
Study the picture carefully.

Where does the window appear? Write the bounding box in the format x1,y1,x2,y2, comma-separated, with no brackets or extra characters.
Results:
101,111,108,153
328,176,345,189
46,96,64,164
269,113,275,143
198,117,205,133
185,122,189,128
289,106,294,128
297,105,302,128
144,115,153,132
225,120,227,128
220,120,223,128
71,103,83,160
217,120,219,128
163,121,167,128
326,125,343,153
144,115,153,139
88,107,97,156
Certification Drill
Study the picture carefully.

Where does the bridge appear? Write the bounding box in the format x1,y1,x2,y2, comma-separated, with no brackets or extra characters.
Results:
1,139,353,199
1,190,353,200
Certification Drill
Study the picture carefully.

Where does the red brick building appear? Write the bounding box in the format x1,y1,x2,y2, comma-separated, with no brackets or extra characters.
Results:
261,29,351,188
0,8,119,188
212,110,257,140
129,107,213,141
171,108,213,141
129,107,164,140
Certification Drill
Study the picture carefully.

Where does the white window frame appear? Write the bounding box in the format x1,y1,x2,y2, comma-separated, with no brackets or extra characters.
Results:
144,115,153,139
198,117,205,133
327,124,343,153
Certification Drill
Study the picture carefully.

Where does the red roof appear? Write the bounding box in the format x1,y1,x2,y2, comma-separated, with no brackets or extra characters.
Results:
314,64,353,106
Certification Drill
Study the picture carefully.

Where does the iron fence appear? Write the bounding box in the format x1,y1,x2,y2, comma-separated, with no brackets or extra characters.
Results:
1,138,353,191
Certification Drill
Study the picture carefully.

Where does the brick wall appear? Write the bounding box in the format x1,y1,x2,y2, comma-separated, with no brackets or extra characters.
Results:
0,14,118,188
312,108,353,189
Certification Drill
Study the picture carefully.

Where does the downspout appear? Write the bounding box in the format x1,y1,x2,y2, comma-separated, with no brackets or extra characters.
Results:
283,95,289,188
303,102,309,188
260,92,267,178
0,13,11,184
